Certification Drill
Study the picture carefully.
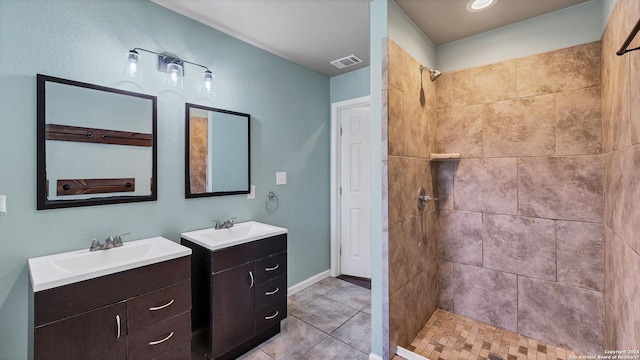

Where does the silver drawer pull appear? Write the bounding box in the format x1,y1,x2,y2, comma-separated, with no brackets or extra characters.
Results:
265,288,279,296
115,315,121,340
265,311,279,320
149,332,174,346
265,264,279,271
249,271,254,288
149,299,174,311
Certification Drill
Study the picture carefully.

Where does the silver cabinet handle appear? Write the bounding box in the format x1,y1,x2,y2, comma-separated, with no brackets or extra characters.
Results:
265,264,279,271
149,332,174,346
265,288,279,296
149,299,174,311
265,311,279,320
115,315,121,340
249,271,254,288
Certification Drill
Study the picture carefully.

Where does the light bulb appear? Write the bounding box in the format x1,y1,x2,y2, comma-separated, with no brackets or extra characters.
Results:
166,62,183,88
466,0,497,12
203,70,214,95
125,50,140,79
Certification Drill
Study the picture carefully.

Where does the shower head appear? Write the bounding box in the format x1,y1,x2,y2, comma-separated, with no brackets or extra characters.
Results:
420,65,442,81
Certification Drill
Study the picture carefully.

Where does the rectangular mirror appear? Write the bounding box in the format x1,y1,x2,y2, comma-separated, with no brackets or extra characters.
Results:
37,74,157,209
185,103,250,197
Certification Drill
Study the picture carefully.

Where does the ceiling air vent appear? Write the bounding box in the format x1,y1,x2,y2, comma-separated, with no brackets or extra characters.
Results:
330,54,363,69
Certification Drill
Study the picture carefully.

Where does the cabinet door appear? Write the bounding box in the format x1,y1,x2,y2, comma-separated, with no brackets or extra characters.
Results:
212,262,255,359
34,302,127,360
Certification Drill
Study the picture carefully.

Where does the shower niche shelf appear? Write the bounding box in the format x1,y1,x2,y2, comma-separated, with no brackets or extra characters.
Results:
429,153,461,161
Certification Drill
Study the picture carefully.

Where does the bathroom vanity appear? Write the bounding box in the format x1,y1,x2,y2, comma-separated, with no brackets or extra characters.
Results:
28,237,192,360
181,221,288,360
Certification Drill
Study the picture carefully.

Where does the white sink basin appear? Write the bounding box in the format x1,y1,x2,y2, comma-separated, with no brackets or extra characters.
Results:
181,221,287,251
28,237,191,292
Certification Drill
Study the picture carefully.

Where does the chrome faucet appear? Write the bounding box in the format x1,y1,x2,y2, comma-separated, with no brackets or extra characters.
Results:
83,232,129,251
222,217,236,229
213,217,236,230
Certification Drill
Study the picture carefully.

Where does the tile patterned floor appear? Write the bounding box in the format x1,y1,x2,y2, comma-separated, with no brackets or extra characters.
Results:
239,277,371,360
402,310,580,360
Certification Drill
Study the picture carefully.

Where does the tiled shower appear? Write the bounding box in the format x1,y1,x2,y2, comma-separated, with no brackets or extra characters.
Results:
384,0,640,356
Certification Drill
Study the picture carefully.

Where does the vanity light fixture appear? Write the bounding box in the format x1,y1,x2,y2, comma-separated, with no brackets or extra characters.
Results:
466,0,497,12
126,47,214,94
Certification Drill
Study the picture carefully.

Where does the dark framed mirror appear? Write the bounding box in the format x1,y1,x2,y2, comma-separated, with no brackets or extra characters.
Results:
37,74,157,210
185,103,250,198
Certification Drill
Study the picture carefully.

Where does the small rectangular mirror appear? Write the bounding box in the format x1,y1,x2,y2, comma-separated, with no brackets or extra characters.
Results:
37,74,157,209
185,103,250,198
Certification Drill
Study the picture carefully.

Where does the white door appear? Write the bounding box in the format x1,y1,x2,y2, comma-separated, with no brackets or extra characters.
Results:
339,105,371,278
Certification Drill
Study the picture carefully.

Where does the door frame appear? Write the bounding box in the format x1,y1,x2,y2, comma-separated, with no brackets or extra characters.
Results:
330,95,371,277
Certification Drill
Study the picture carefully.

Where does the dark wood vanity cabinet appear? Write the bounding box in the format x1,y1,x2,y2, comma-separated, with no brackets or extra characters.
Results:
31,256,191,360
182,233,287,360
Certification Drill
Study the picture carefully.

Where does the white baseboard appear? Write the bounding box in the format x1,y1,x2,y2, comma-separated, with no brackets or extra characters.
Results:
396,346,429,360
369,353,383,360
287,269,331,296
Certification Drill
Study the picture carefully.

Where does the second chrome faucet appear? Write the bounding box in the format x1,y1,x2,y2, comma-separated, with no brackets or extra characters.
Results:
83,232,130,251
212,217,237,230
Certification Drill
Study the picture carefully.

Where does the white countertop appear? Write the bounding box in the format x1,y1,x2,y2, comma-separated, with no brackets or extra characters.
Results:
28,236,191,292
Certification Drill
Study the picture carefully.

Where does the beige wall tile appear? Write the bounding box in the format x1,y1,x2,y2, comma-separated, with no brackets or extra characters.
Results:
602,52,630,152
434,161,456,210
436,105,483,158
388,221,408,296
438,260,454,312
453,158,518,215
483,214,556,281
403,94,429,158
453,263,518,332
435,73,453,110
557,221,604,291
518,277,604,354
557,87,602,155
516,42,600,98
453,60,516,106
518,156,603,222
605,146,640,254
388,86,404,156
388,40,421,100
388,156,409,225
438,210,483,266
483,95,556,157
630,50,640,144
605,227,640,349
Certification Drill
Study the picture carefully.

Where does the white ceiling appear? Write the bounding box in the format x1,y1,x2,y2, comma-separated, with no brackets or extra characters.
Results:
151,0,593,77
394,0,592,45
150,0,370,77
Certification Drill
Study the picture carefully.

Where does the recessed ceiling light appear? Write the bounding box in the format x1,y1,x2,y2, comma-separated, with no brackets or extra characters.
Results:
466,0,498,12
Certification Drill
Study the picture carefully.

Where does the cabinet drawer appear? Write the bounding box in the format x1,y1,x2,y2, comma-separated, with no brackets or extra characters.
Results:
212,234,287,273
255,275,287,310
153,341,191,360
128,311,191,360
255,301,287,334
34,256,190,327
255,252,287,283
128,281,191,333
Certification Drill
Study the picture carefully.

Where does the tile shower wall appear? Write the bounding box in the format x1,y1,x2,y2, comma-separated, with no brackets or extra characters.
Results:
601,0,640,350
434,42,605,354
386,39,439,354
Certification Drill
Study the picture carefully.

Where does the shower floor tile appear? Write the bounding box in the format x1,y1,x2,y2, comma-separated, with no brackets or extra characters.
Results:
403,309,579,360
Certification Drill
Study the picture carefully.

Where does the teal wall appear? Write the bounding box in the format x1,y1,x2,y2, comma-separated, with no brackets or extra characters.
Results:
601,0,616,28
329,66,371,103
0,0,330,358
436,0,603,72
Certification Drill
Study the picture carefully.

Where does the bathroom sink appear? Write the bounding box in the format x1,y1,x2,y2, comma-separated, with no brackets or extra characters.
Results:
181,221,287,251
28,237,191,292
